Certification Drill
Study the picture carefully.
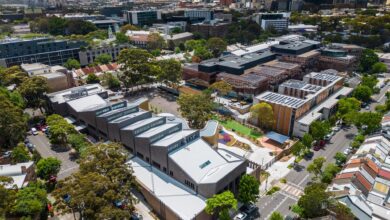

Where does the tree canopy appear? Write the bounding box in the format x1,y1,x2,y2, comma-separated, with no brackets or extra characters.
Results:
206,37,227,57
309,120,331,141
0,95,27,148
157,59,182,88
94,53,112,65
86,73,100,84
359,49,379,72
18,76,49,111
250,102,275,130
270,211,284,220
53,143,137,219
11,143,31,163
46,114,77,146
205,190,237,220
297,183,330,218
10,182,48,218
209,81,232,97
64,58,81,70
37,157,62,180
147,33,166,50
237,174,260,205
371,62,388,74
177,93,214,129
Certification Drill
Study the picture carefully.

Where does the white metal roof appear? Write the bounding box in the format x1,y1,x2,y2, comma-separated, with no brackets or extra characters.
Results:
169,138,244,184
126,157,206,219
67,94,108,113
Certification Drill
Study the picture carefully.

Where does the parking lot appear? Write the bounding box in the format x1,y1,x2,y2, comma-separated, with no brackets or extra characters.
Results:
28,132,79,180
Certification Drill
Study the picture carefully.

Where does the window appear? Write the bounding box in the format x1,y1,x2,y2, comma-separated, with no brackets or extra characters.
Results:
169,171,173,176
163,167,167,173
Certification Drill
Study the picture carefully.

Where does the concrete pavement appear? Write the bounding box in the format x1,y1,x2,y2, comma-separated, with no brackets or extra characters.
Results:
28,132,79,180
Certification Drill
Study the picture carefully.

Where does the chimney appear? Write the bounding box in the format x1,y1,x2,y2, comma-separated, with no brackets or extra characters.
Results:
21,166,27,174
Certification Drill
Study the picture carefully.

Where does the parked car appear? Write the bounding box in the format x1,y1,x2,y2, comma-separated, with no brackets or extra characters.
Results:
332,126,341,132
234,212,248,220
130,213,143,220
324,134,332,141
343,148,351,155
365,106,370,110
241,203,258,215
31,128,38,135
26,143,35,152
2,151,12,158
314,145,322,151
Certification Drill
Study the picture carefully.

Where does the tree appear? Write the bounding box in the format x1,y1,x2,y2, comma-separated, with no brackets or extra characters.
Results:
46,114,76,146
185,39,206,51
120,24,139,33
18,76,49,111
86,73,100,84
147,33,166,50
307,157,326,180
68,133,89,154
157,59,182,88
329,202,355,220
37,157,62,180
291,142,305,157
0,96,27,148
53,143,137,219
309,120,331,141
297,183,330,218
0,176,16,216
334,152,347,166
205,191,237,220
209,81,232,97
94,53,112,65
361,75,378,91
48,17,67,35
269,211,284,220
238,174,260,205
206,37,227,57
11,183,47,218
194,46,213,60
11,143,31,163
353,112,382,134
359,49,379,72
66,20,97,35
177,93,214,129
371,62,388,74
118,49,158,91
0,66,28,86
115,32,130,44
102,72,121,89
64,58,81,70
250,102,275,130
321,163,341,184
337,97,361,117
302,133,314,148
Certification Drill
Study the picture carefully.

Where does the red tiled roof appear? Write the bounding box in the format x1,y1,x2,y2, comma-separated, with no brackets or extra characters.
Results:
362,164,377,178
378,169,390,181
335,172,355,180
349,158,363,164
366,159,379,174
355,172,372,192
75,63,119,77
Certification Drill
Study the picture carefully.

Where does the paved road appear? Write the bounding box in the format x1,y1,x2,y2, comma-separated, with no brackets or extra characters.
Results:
256,126,357,219
28,132,79,180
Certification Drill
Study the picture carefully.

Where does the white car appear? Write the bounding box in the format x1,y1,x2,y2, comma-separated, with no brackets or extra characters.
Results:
234,212,248,220
31,128,38,135
343,148,351,155
333,126,341,132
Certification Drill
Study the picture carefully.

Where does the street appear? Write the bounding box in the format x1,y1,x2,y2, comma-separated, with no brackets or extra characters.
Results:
28,132,79,180
256,125,357,219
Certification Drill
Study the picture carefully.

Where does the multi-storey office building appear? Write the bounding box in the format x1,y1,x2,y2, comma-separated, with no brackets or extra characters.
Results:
78,44,131,66
254,13,290,32
46,84,248,219
123,10,162,26
254,70,350,136
184,9,214,22
0,38,87,68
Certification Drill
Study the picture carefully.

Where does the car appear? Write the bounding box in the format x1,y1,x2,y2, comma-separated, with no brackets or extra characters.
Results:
343,148,351,155
314,145,322,151
24,138,29,144
26,143,35,152
31,128,38,135
324,134,333,141
2,151,12,158
241,203,258,215
234,212,248,220
304,151,314,160
333,126,341,132
130,213,143,220
365,106,370,110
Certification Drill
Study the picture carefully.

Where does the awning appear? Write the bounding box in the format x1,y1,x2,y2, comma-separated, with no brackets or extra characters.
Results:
266,131,289,144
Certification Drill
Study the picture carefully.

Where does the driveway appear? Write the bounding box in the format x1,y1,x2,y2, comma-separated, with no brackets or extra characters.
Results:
28,133,79,180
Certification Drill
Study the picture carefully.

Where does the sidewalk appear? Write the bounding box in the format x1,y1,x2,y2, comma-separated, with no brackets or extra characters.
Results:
259,156,295,195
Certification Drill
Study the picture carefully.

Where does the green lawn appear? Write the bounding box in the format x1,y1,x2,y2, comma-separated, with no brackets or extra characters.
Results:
213,116,262,139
